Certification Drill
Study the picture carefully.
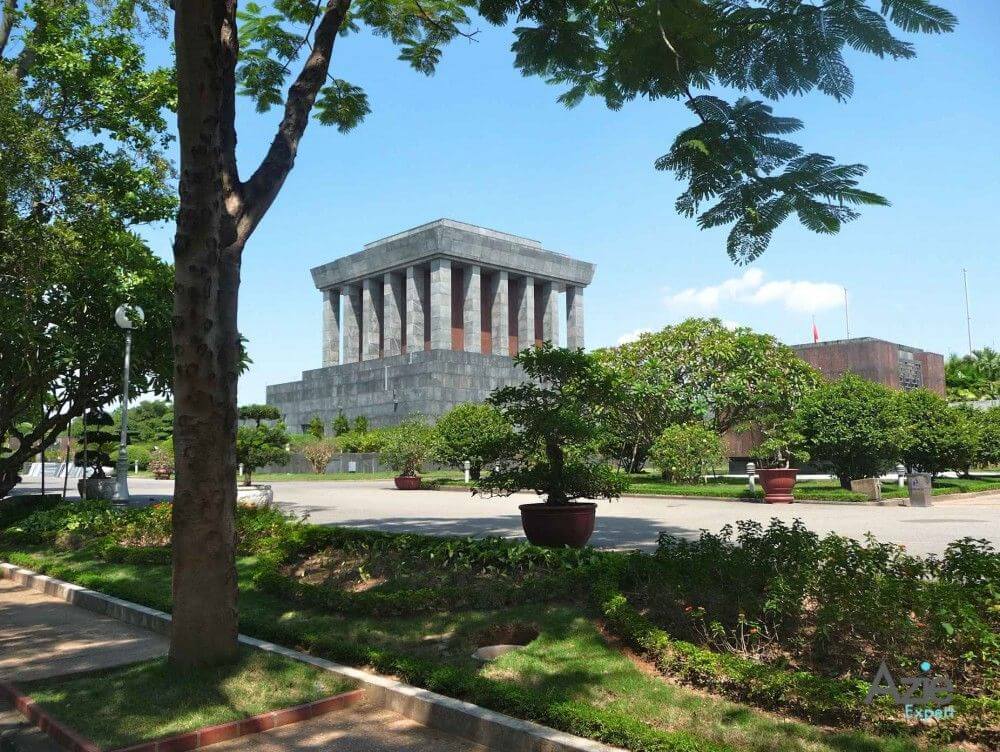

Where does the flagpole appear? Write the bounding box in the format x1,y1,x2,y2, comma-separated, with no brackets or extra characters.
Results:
962,268,973,355
843,287,851,339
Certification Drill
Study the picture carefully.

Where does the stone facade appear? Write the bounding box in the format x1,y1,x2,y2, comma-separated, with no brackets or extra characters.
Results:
267,220,595,430
790,337,945,396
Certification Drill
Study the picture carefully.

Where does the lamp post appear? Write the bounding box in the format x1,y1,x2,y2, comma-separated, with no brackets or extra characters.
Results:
112,304,143,502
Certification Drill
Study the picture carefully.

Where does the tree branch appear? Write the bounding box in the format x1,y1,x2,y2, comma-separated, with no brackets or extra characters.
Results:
219,0,242,216
239,0,351,244
0,0,15,59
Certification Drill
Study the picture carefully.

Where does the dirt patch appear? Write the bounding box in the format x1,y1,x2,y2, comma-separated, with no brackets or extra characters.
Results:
475,622,539,648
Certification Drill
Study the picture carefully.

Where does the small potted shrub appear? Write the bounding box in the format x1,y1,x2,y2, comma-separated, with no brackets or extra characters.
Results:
476,345,628,547
380,418,435,489
750,426,809,503
148,446,174,480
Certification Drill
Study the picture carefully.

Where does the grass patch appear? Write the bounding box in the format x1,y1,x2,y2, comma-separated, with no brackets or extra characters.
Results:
21,648,355,749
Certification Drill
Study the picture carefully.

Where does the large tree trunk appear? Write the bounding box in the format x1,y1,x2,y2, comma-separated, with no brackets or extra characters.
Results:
168,0,348,667
169,0,241,668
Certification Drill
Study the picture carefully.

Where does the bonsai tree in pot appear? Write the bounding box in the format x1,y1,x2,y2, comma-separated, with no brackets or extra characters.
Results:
476,345,629,547
380,418,436,489
73,410,118,499
750,422,809,503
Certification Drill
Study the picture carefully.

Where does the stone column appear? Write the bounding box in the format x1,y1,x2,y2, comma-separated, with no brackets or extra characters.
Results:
566,285,584,350
342,285,361,363
405,265,425,354
540,281,560,345
517,275,534,350
462,264,481,353
491,271,509,356
362,277,381,361
383,272,403,357
429,258,451,350
321,287,340,366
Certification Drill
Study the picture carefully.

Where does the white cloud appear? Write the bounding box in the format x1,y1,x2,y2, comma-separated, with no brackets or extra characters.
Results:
665,270,843,314
616,328,652,346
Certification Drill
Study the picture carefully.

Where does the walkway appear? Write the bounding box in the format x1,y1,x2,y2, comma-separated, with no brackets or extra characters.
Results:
0,578,486,752
19,477,998,557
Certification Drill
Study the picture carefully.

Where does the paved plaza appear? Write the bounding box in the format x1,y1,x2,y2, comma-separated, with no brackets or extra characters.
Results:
16,477,1000,556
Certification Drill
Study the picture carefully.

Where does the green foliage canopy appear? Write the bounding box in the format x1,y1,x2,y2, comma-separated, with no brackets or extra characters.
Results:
236,420,290,485
433,403,514,480
794,374,902,488
595,318,821,472
379,418,436,477
478,0,955,261
478,345,629,505
896,390,978,476
648,423,727,483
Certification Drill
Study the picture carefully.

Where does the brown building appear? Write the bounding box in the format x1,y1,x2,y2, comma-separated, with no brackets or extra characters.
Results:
726,337,945,467
790,337,945,396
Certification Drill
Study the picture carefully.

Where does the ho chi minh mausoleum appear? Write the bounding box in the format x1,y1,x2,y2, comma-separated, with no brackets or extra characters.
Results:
266,220,595,432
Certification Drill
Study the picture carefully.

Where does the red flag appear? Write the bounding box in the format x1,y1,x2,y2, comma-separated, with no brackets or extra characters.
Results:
812,318,820,343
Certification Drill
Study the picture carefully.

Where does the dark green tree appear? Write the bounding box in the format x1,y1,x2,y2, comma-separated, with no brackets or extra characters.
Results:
477,345,628,504
332,413,351,436
896,390,978,476
236,420,289,485
238,404,281,427
794,374,902,488
0,2,175,498
481,0,955,262
306,415,325,439
433,403,514,480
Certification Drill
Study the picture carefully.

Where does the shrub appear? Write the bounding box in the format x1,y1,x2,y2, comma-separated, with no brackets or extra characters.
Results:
306,415,325,439
236,421,290,485
794,374,902,488
973,406,1000,468
147,447,173,477
338,428,388,453
352,415,369,434
379,418,435,477
332,413,351,436
896,389,979,475
648,423,726,483
301,438,337,473
433,403,514,480
477,345,629,504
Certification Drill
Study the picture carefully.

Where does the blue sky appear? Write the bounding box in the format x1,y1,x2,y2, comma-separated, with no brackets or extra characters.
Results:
138,1,1000,404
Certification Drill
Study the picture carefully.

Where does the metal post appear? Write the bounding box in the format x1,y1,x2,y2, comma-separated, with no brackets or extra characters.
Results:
112,329,132,502
746,462,756,494
843,287,850,338
962,268,973,355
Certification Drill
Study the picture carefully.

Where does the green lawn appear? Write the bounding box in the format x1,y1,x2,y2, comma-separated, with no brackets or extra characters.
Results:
131,470,465,482
1,547,949,752
22,648,354,748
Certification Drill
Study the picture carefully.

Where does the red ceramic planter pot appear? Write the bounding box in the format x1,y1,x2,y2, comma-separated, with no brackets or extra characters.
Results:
757,468,798,503
519,502,596,548
394,475,421,490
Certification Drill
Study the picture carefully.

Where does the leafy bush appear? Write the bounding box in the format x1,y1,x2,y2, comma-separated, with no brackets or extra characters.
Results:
236,421,290,485
477,345,629,504
794,374,902,487
648,423,726,483
896,389,979,475
332,413,350,436
337,428,388,453
973,406,1000,468
628,520,999,694
306,415,325,439
379,419,435,476
433,403,514,479
147,446,173,477
300,437,337,473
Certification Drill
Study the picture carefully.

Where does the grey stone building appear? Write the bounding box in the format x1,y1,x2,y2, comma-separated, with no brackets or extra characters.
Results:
266,220,595,431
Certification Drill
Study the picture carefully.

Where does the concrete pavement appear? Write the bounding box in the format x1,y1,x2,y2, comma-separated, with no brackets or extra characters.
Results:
0,577,488,752
14,477,1000,556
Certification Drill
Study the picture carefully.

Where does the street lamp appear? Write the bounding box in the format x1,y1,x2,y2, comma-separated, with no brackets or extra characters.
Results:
112,304,143,502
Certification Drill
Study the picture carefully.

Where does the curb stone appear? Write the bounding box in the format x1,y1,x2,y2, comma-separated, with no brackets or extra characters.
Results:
0,680,363,752
1,563,625,752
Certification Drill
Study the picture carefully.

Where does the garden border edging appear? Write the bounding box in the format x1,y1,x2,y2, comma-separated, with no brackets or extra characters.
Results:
0,562,625,752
